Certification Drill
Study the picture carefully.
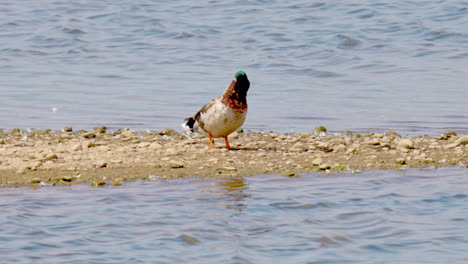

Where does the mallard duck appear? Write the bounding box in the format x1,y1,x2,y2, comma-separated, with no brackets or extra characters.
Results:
183,71,250,149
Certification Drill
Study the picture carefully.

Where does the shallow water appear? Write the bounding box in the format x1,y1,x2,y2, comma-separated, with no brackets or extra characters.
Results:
1,1,467,135
1,168,467,263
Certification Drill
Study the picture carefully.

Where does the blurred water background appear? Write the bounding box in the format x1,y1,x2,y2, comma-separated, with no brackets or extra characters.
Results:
1,0,467,135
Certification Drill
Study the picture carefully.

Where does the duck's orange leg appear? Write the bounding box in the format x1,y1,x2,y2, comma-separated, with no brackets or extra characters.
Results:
209,134,214,150
224,136,231,149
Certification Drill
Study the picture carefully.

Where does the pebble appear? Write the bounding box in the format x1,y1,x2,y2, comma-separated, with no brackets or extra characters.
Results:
395,158,406,165
92,181,106,187
93,160,107,168
396,139,414,152
368,138,380,145
28,161,42,171
16,167,27,174
165,148,178,155
289,142,306,152
120,130,135,138
312,158,322,166
318,142,332,152
61,176,73,182
219,166,237,171
319,164,331,170
386,131,401,138
82,141,95,149
138,142,151,148
446,136,468,149
30,178,41,184
149,142,163,150
334,144,346,152
81,132,96,139
315,126,327,134
169,161,184,168
94,126,107,133
45,153,58,160
63,126,73,132
281,171,298,177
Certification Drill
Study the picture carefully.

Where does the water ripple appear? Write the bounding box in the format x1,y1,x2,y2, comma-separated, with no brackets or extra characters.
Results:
0,168,467,263
1,1,468,135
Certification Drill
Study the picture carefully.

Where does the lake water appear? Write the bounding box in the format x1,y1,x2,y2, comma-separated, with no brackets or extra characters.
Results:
1,2,467,263
1,168,467,263
1,0,467,135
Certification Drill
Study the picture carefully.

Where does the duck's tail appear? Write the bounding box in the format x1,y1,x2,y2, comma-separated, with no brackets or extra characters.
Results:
182,117,196,134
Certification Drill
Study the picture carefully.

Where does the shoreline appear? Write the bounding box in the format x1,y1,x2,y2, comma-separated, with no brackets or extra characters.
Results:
1,127,467,187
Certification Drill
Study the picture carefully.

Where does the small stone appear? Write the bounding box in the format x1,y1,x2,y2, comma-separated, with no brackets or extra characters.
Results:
94,141,108,146
396,139,414,152
301,132,312,138
314,126,327,134
374,134,385,139
165,148,178,155
16,167,27,174
137,142,151,148
61,176,73,182
219,166,237,171
312,158,323,166
63,126,73,132
386,131,400,138
169,161,184,168
395,158,406,165
319,164,331,170
379,139,391,148
290,142,306,152
30,178,41,184
29,161,42,171
334,144,346,152
120,130,135,138
93,160,107,168
149,142,163,149
455,137,468,146
444,130,457,137
0,139,5,144
94,126,107,133
82,141,95,149
282,171,298,177
81,132,96,139
158,129,178,137
368,138,380,145
445,143,458,149
92,181,106,187
346,147,358,154
329,138,345,146
318,142,332,152
45,153,58,160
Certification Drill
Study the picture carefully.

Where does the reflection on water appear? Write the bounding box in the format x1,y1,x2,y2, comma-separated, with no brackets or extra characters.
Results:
1,168,466,263
204,177,250,211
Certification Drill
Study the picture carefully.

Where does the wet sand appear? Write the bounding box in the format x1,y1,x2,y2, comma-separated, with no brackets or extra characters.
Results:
1,127,467,187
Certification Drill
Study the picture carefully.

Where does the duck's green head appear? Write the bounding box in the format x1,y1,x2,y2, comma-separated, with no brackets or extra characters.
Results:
235,71,247,79
234,71,250,94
